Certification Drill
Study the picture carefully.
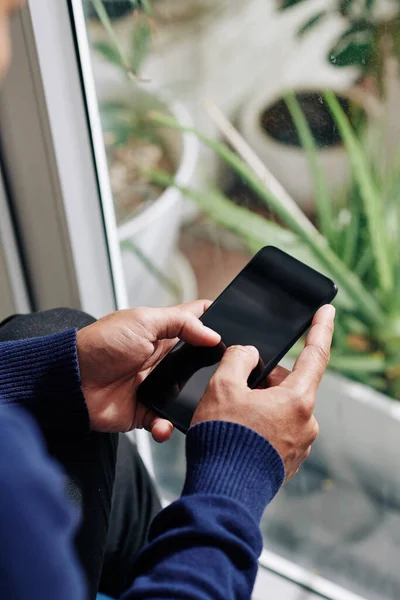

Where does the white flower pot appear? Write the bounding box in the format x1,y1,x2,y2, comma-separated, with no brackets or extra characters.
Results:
95,75,199,308
313,370,400,503
238,85,351,214
262,367,400,599
115,88,198,308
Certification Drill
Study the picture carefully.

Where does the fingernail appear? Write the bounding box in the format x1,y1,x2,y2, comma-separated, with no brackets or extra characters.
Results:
245,345,259,358
323,304,336,318
202,325,221,338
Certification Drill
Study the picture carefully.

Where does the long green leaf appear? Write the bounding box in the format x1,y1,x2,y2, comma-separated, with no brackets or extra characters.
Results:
91,0,135,76
120,239,180,302
284,91,335,245
341,208,360,268
93,40,123,69
324,90,393,294
149,112,385,327
329,352,385,373
298,11,327,37
130,11,152,74
149,170,354,312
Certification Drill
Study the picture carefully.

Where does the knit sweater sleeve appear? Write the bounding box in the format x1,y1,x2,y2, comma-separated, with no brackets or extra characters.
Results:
0,330,89,432
122,421,285,599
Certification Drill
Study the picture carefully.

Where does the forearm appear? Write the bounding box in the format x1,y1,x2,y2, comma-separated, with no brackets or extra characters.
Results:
122,421,285,600
0,409,87,600
0,330,89,432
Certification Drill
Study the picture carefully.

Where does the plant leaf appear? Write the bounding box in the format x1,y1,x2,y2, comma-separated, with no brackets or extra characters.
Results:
93,41,123,68
148,169,355,312
90,0,134,75
328,22,374,69
298,12,327,37
329,40,373,68
149,112,385,328
279,0,307,9
339,0,354,16
120,239,180,302
325,91,393,295
329,352,386,373
139,0,152,16
130,11,152,74
341,208,360,268
284,91,335,245
365,0,374,13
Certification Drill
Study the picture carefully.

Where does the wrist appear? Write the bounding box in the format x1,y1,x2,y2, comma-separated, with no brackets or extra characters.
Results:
183,421,285,523
0,329,90,432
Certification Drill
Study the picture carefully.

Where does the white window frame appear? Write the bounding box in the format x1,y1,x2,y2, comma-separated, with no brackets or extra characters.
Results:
0,165,30,321
0,0,127,317
0,2,367,599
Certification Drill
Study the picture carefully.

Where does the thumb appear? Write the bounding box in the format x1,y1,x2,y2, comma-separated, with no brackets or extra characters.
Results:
212,345,260,389
141,304,221,347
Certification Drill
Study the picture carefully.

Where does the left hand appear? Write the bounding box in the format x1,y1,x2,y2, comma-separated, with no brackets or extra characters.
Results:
76,300,220,441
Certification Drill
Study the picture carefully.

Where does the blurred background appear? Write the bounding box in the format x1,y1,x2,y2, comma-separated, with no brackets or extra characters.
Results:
2,1,400,598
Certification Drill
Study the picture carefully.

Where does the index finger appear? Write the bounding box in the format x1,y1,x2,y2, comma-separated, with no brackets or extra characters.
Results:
282,305,335,395
143,300,220,346
176,299,213,318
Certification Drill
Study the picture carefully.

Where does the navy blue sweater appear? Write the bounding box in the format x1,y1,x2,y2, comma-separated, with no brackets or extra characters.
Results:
0,329,285,599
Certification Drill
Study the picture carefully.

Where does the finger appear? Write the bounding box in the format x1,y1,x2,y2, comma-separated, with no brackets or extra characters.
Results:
211,345,260,389
176,299,213,318
145,302,221,346
141,408,174,443
266,365,291,388
154,299,214,355
150,418,174,443
282,305,335,395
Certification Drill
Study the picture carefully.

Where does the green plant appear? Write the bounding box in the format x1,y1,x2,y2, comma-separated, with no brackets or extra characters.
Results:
149,94,400,399
91,0,152,79
91,0,181,301
278,0,400,98
91,0,164,158
85,0,147,21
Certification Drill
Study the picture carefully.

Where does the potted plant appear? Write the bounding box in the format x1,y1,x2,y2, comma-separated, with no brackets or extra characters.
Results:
278,0,400,94
88,0,199,307
276,0,400,168
84,0,139,21
151,0,220,25
237,0,400,214
150,91,400,507
238,86,365,213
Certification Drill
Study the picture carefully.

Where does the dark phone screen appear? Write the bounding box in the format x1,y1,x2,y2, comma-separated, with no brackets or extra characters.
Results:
137,247,336,432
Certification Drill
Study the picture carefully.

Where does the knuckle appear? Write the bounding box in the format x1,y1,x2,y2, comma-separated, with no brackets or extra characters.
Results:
293,394,312,420
326,321,334,336
132,307,148,322
228,345,254,357
311,418,320,442
208,374,232,397
308,343,330,366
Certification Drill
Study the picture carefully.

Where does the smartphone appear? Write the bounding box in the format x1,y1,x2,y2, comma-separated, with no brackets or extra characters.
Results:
137,246,337,433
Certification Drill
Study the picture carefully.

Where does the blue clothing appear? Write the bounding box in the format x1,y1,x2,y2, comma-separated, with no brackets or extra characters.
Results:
0,330,285,599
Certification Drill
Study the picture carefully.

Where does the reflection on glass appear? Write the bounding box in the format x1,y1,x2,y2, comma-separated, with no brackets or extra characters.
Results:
82,1,400,598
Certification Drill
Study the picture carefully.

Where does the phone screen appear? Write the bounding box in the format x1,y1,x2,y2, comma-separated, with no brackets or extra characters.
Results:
137,247,337,432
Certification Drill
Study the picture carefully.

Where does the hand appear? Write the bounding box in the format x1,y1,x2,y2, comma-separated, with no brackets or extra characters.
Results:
77,301,220,441
192,305,335,481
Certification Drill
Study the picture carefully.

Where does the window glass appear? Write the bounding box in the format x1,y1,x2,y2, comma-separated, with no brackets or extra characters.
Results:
82,2,400,598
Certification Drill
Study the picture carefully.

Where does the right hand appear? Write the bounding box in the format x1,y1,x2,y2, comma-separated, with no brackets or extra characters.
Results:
191,305,335,482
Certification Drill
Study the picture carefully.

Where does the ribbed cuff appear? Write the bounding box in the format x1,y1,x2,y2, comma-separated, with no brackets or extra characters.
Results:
183,421,285,523
0,329,90,432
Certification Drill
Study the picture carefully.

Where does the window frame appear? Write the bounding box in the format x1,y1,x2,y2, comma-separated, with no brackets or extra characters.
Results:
0,2,368,599
0,165,30,321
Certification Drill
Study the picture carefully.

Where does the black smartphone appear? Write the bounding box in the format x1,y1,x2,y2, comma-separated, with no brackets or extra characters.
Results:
137,246,337,433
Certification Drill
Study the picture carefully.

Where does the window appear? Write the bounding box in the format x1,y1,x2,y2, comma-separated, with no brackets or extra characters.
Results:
2,1,399,599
